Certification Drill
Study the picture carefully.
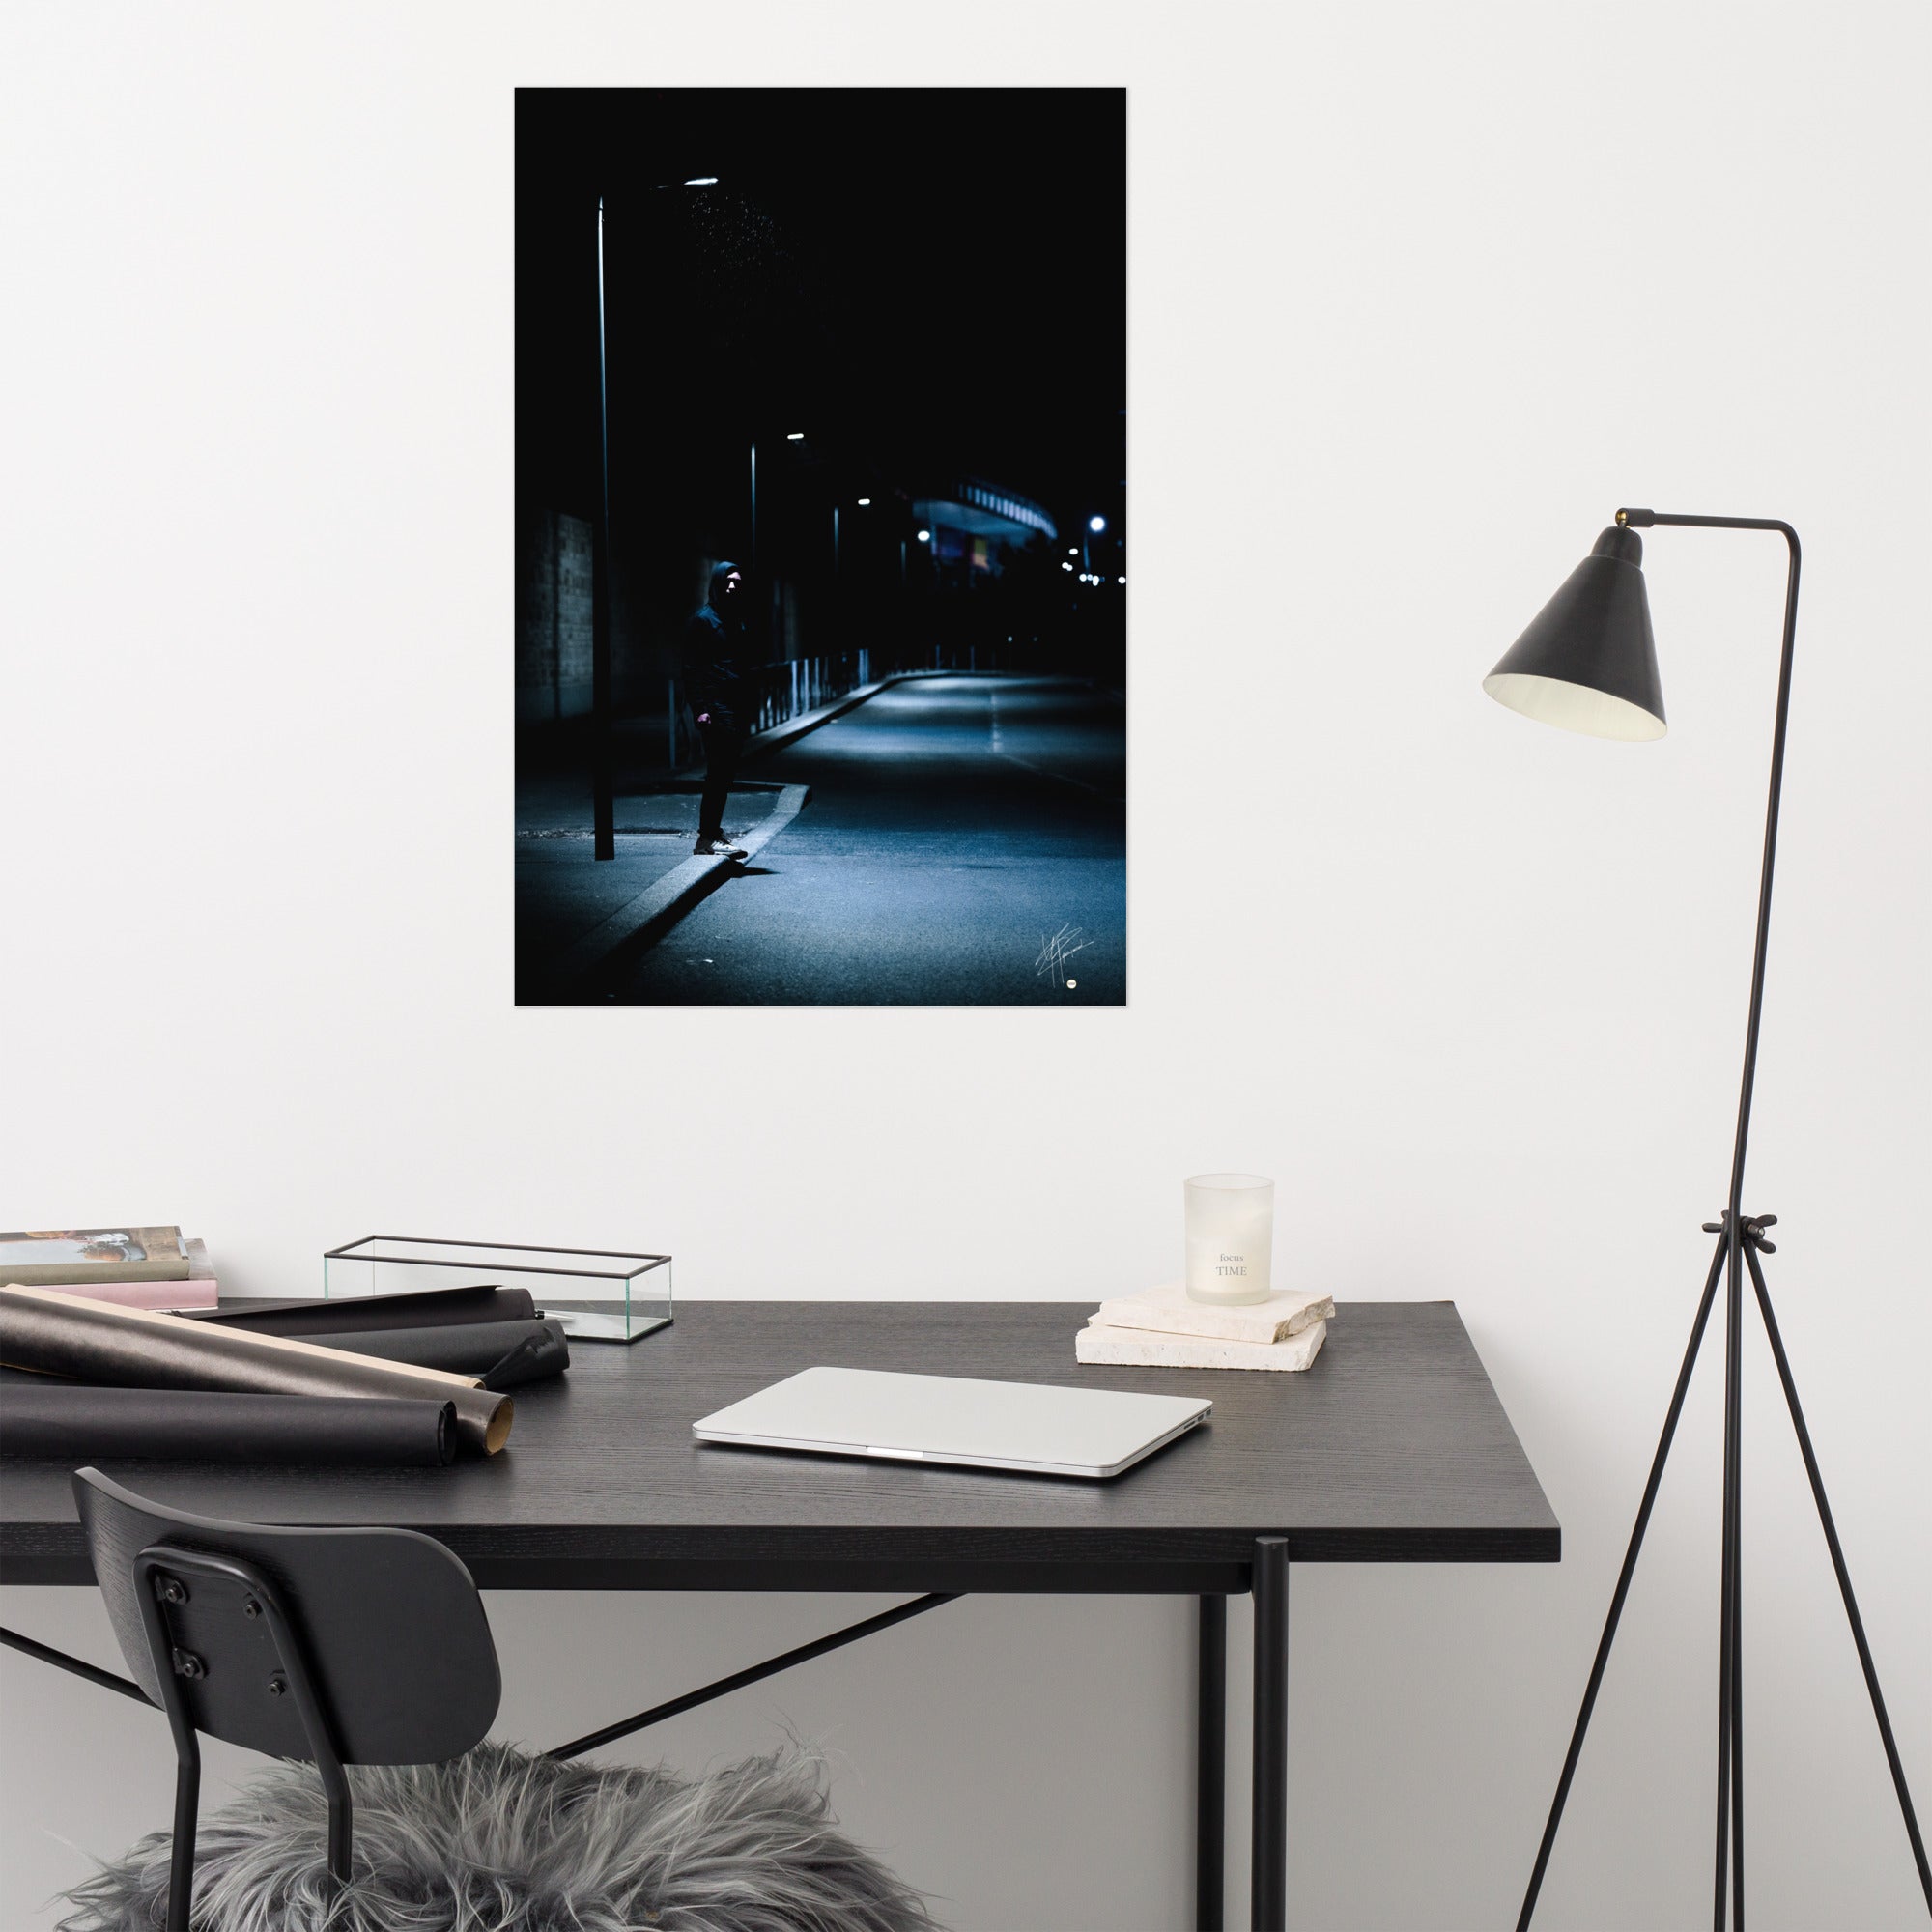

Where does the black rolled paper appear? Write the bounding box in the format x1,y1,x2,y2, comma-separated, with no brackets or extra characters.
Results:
0,1385,456,1467
0,1286,513,1456
186,1284,538,1335
480,1334,552,1392
306,1318,569,1385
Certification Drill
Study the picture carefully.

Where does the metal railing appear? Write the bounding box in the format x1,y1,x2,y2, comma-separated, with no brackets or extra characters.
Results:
668,641,1028,767
748,648,874,734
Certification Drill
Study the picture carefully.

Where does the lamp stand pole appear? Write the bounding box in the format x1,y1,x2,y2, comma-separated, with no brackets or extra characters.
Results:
1518,513,1931,1930
590,194,615,861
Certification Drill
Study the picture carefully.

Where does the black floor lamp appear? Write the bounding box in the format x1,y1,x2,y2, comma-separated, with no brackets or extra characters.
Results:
1484,510,1931,1930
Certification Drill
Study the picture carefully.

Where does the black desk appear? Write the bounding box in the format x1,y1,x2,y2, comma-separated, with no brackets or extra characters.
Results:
0,1300,1558,1929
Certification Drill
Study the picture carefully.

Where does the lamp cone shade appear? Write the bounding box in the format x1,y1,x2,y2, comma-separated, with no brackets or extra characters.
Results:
1484,526,1666,740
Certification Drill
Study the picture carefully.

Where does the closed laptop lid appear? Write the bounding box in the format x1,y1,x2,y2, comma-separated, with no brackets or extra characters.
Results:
693,1366,1210,1478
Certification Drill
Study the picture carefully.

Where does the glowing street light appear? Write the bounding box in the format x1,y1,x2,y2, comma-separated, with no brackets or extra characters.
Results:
786,430,805,440
916,528,930,543
683,176,720,187
1089,515,1107,533
856,497,871,506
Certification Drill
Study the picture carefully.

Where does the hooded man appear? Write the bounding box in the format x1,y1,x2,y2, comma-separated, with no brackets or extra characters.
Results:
683,560,752,860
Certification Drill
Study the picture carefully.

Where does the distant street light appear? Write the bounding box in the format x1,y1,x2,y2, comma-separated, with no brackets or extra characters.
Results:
1118,576,1127,585
916,528,930,543
1067,547,1079,556
786,430,805,440
683,176,719,186
1062,561,1074,572
856,497,871,506
1089,515,1107,533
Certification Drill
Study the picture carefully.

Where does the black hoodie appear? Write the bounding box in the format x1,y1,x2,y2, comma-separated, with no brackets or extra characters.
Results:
684,561,748,726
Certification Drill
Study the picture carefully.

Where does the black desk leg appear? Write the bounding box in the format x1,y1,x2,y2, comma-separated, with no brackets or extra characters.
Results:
1252,1537,1290,1932
1197,1594,1227,1931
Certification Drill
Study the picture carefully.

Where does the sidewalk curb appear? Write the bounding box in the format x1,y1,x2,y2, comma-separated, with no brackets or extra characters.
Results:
542,783,810,994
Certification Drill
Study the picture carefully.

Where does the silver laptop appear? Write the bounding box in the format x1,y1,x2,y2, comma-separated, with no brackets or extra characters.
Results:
692,1366,1211,1480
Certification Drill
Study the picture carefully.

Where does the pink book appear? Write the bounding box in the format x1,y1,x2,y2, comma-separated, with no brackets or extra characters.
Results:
33,1277,219,1312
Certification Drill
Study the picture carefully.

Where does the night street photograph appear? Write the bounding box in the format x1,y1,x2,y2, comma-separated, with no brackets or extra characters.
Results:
515,88,1126,1005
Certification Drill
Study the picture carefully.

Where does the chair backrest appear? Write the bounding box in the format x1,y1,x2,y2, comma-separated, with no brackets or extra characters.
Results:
74,1468,500,1766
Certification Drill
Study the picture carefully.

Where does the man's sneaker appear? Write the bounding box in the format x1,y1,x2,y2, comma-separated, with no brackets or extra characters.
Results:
695,834,749,861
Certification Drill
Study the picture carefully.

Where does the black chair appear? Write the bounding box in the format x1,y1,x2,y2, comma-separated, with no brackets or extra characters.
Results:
73,1466,501,1932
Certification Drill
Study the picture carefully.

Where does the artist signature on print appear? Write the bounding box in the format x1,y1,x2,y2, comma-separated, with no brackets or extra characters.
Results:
1035,923,1093,988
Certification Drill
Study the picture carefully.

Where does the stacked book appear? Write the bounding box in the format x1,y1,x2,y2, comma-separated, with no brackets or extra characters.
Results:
0,1226,216,1310
1075,1280,1333,1371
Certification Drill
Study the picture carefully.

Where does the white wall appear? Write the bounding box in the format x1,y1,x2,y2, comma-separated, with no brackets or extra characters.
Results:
3,5,1927,1926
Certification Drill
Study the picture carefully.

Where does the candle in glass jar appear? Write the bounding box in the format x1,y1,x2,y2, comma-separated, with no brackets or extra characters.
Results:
1184,1173,1275,1305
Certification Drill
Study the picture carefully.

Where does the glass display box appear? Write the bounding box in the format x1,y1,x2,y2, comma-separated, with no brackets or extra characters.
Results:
323,1237,671,1343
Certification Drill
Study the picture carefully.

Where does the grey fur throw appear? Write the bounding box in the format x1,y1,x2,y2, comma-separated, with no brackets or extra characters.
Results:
58,1741,938,1932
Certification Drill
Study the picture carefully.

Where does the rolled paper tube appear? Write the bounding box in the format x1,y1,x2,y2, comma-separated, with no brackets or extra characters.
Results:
306,1319,568,1385
0,1385,456,1467
185,1283,538,1335
479,1334,551,1392
0,1285,513,1456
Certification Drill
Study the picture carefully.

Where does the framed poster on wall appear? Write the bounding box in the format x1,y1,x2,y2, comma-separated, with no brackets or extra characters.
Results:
514,88,1126,1007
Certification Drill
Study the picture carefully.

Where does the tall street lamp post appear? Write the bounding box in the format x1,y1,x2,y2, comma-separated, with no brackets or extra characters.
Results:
591,195,615,860
1084,513,1107,575
591,177,718,861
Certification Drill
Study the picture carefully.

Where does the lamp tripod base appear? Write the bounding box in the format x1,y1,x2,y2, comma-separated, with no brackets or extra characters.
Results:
1519,1213,1931,1929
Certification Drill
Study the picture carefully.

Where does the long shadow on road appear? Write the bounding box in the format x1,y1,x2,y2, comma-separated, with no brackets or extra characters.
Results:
605,674,1126,1006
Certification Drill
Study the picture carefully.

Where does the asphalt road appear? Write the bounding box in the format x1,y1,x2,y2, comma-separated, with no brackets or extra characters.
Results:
608,674,1126,1005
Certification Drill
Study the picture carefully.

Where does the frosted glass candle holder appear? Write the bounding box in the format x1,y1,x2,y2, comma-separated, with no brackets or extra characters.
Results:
1184,1173,1275,1305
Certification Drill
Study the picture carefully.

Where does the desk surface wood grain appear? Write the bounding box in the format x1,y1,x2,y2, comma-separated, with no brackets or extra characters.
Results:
0,1301,1557,1590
